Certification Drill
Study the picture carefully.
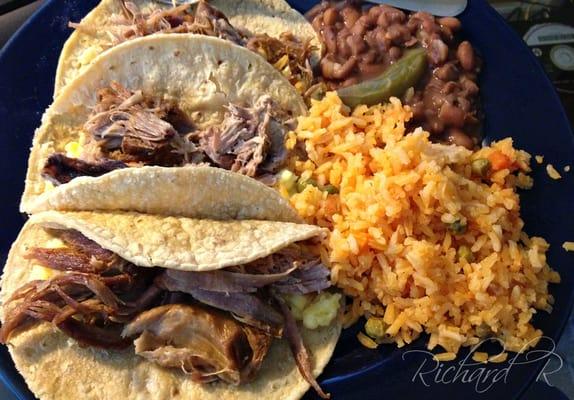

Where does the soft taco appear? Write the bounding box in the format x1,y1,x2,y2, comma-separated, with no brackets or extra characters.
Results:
0,211,342,400
21,34,306,218
55,0,320,97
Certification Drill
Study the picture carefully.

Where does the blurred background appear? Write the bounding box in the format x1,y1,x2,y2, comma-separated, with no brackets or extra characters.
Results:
0,0,572,399
489,0,574,127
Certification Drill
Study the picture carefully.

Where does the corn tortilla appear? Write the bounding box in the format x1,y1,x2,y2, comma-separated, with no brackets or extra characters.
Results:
25,166,302,222
28,210,324,271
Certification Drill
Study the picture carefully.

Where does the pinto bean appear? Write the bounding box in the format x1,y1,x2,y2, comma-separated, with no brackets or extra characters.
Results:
377,12,390,28
311,15,323,32
360,49,378,65
323,7,339,26
305,2,329,20
413,12,438,34
320,56,357,80
410,101,425,120
341,6,361,27
389,46,402,61
368,5,383,19
312,1,481,141
357,14,374,29
457,41,475,71
460,76,479,95
425,117,445,134
347,34,367,56
435,63,459,81
337,31,352,59
340,76,360,88
441,81,459,95
438,17,461,32
381,5,406,24
446,128,474,149
358,62,384,76
323,26,338,54
365,9,379,26
374,27,391,50
350,20,367,36
428,38,449,66
387,24,411,45
439,103,466,128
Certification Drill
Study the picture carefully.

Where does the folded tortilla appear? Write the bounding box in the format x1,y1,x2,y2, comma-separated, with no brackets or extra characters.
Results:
21,34,306,218
25,166,301,222
0,212,341,400
55,0,319,96
29,210,322,271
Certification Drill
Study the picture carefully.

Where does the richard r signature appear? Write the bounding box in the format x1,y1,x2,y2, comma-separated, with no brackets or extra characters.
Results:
402,337,563,393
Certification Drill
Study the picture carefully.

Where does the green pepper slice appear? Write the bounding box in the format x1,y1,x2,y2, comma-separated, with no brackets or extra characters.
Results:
337,48,428,108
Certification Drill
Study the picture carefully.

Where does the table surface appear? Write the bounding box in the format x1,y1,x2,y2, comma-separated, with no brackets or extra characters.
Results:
0,1,572,399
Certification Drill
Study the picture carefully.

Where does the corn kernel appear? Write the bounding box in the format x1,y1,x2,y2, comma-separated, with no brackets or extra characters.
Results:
64,141,83,158
29,265,54,281
357,332,378,349
302,292,341,330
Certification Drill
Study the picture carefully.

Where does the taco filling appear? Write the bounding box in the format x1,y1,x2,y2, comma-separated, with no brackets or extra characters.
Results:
69,0,315,94
0,227,338,397
42,82,291,185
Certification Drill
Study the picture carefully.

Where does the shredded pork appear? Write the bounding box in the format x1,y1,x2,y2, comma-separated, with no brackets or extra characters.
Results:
70,0,245,47
85,83,177,148
155,272,285,337
42,153,127,185
195,96,288,177
43,83,288,185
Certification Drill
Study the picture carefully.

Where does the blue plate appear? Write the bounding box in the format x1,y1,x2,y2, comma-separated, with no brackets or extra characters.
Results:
0,1,573,399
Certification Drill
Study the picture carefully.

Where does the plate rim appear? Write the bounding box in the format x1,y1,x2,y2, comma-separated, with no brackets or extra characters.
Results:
0,0,572,399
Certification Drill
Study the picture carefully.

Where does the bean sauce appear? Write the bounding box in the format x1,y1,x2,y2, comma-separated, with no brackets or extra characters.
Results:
306,0,482,147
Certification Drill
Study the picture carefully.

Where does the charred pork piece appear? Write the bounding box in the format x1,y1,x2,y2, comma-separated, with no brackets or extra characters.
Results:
122,304,272,384
278,298,330,399
26,229,119,274
41,153,127,185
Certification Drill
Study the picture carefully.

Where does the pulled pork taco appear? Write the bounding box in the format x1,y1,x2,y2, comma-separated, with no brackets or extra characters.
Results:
21,34,305,218
0,211,342,400
56,0,319,96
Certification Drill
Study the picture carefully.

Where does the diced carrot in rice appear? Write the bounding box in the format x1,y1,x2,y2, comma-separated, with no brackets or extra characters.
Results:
488,150,513,171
